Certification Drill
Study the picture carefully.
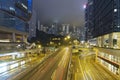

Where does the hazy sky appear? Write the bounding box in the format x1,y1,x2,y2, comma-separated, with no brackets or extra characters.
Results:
33,0,87,26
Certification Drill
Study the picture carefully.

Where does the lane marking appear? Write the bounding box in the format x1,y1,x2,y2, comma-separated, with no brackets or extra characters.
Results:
51,69,56,80
78,58,86,80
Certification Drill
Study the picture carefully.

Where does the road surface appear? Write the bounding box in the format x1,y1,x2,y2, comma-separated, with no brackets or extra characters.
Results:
71,48,119,80
13,47,71,80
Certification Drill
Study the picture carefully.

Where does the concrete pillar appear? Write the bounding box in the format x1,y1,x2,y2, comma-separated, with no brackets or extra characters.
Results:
101,36,104,47
22,35,25,42
109,33,113,48
97,37,99,47
22,35,24,42
116,33,120,49
12,33,16,42
97,37,102,47
22,35,27,43
12,55,16,59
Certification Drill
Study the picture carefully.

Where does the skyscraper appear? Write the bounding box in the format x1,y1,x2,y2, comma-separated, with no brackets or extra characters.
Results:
85,0,120,75
0,0,32,49
29,9,36,39
66,24,70,34
95,0,120,48
85,0,120,49
61,24,70,35
85,0,94,41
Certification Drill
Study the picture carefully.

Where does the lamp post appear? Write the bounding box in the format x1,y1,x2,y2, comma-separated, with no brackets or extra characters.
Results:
64,35,71,45
67,35,70,39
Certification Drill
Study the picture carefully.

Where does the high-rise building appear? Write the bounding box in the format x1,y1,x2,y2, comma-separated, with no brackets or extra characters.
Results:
85,0,120,49
48,24,57,34
40,25,48,33
85,0,94,41
37,20,41,31
94,0,120,49
70,26,84,41
29,9,36,39
66,24,70,34
85,0,120,76
47,23,59,35
0,0,32,49
61,24,70,35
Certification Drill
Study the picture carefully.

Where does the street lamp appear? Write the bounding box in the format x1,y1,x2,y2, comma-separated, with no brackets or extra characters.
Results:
64,37,67,41
64,35,71,40
83,4,87,9
38,45,41,48
64,35,71,45
67,35,70,39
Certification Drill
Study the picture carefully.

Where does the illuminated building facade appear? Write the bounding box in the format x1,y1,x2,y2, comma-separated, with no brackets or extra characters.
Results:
85,0,94,41
96,48,120,75
0,0,32,50
86,0,120,49
29,9,36,39
86,0,120,76
94,0,120,49
61,24,70,35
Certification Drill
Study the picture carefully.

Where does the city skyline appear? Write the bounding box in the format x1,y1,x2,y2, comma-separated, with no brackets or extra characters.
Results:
0,0,120,80
33,0,87,26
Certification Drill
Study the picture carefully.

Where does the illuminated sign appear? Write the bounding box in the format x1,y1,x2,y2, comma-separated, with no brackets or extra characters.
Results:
21,3,27,10
28,0,32,11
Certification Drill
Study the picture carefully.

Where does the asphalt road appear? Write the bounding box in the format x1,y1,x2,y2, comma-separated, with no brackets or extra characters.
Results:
2,47,118,80
15,47,71,80
71,48,119,80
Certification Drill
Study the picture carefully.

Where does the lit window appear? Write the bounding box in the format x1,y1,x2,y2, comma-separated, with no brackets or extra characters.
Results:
114,9,117,12
9,7,15,11
117,26,120,28
83,4,86,9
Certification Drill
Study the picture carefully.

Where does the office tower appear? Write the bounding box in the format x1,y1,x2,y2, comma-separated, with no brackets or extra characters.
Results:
61,24,70,35
29,9,36,38
85,0,94,41
0,0,32,49
85,0,120,75
37,20,41,31
85,0,120,48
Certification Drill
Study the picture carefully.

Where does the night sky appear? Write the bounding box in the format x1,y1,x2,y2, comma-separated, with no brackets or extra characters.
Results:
33,0,87,26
